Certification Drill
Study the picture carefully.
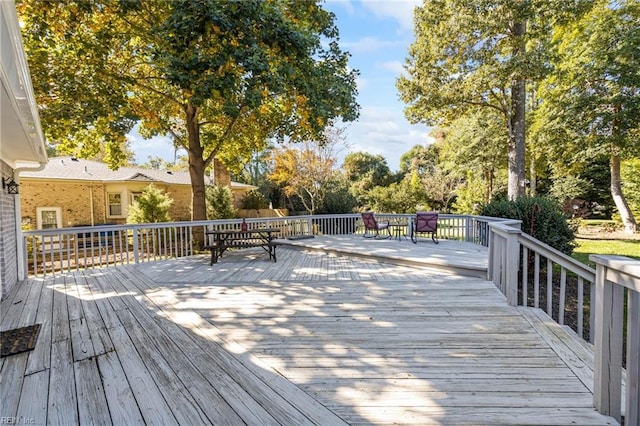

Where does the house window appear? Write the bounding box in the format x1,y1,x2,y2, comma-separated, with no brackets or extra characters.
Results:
108,192,122,216
130,192,142,204
36,207,62,230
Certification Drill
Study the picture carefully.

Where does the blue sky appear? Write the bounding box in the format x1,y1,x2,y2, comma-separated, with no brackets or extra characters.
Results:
129,0,431,171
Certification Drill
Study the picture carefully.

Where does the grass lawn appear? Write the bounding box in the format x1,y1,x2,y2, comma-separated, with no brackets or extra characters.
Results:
572,238,640,267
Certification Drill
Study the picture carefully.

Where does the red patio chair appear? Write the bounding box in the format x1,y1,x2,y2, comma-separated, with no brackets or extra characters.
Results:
361,212,391,239
411,211,439,244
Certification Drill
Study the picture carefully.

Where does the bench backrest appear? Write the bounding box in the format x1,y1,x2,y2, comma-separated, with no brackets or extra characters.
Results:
415,211,438,232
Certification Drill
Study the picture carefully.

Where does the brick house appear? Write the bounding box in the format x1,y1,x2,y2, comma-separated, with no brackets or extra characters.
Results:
19,157,256,229
0,1,48,298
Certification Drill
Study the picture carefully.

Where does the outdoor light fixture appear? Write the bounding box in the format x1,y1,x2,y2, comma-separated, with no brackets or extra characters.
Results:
2,177,19,194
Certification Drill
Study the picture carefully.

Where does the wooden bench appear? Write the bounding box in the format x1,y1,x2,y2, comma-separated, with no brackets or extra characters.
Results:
204,228,280,265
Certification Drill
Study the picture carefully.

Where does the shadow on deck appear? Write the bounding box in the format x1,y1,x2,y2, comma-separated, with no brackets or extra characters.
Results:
0,238,618,425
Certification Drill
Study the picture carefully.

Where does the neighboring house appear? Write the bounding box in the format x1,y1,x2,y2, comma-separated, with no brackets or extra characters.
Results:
20,157,257,229
0,1,48,298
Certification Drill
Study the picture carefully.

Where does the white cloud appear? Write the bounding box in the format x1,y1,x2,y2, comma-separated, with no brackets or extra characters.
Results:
326,0,357,15
342,36,403,54
341,105,432,170
377,60,405,75
356,76,369,91
361,0,421,34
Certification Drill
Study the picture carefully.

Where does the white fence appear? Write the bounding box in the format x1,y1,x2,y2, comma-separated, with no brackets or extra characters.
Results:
487,222,639,424
23,213,499,276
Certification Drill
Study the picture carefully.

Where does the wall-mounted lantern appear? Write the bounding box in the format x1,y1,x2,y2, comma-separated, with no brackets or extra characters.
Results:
2,177,19,194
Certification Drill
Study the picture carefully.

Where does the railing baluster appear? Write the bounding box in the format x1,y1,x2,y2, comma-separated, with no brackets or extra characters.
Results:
534,252,540,308
547,258,553,317
577,277,584,339
559,267,566,325
522,246,528,306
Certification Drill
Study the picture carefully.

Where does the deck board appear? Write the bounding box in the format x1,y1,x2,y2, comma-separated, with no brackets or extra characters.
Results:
0,239,618,425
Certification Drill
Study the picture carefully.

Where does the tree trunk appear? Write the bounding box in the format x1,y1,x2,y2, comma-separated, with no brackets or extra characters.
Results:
508,21,527,201
610,153,637,234
529,154,537,196
185,104,207,247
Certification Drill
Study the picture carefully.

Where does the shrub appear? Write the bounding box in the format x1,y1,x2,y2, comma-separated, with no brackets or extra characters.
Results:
206,185,235,219
239,190,269,210
481,196,576,255
317,178,358,214
127,184,173,224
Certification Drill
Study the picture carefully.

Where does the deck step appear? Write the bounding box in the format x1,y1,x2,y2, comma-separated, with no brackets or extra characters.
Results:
519,306,626,416
276,236,488,278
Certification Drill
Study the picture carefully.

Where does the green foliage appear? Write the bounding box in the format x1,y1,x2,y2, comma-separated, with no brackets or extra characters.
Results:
240,190,269,210
18,0,359,223
453,173,487,214
398,144,439,175
127,185,173,224
206,185,235,220
535,0,640,230
317,178,358,214
342,152,392,204
396,1,587,199
367,180,421,214
481,196,576,254
622,159,640,218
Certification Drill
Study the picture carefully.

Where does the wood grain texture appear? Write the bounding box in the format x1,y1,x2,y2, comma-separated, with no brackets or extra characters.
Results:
0,243,619,425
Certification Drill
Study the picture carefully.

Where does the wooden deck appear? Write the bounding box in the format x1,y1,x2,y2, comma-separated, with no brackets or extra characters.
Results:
0,238,618,425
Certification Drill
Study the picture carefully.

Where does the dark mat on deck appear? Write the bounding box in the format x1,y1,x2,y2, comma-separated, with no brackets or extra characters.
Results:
1,324,41,357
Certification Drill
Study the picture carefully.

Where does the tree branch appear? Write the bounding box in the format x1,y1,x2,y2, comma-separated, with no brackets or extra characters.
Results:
203,104,246,166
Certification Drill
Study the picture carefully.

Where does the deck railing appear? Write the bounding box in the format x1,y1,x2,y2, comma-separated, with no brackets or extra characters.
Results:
488,221,598,339
23,213,505,277
590,255,639,425
488,222,639,423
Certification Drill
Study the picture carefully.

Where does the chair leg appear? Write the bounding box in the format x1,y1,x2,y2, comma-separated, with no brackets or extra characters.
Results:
432,233,439,244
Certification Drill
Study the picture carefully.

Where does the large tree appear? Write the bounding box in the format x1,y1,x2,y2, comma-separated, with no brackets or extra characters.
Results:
342,152,392,204
18,0,359,228
268,127,345,214
536,0,639,233
397,0,589,200
440,111,508,201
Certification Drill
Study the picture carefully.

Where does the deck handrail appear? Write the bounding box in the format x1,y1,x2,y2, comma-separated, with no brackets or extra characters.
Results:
590,255,639,424
488,221,597,339
22,213,514,277
487,223,639,423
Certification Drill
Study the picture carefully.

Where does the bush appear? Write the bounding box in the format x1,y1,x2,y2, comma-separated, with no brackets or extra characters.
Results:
127,184,173,224
481,196,576,255
206,185,235,219
239,190,269,210
317,179,358,214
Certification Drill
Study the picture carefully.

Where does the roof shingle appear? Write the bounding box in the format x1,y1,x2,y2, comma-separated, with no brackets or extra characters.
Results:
20,157,255,189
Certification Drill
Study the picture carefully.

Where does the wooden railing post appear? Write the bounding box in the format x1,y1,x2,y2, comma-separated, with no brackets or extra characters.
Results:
488,223,522,306
628,289,640,424
503,227,520,306
132,225,140,264
592,262,623,422
590,254,640,425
